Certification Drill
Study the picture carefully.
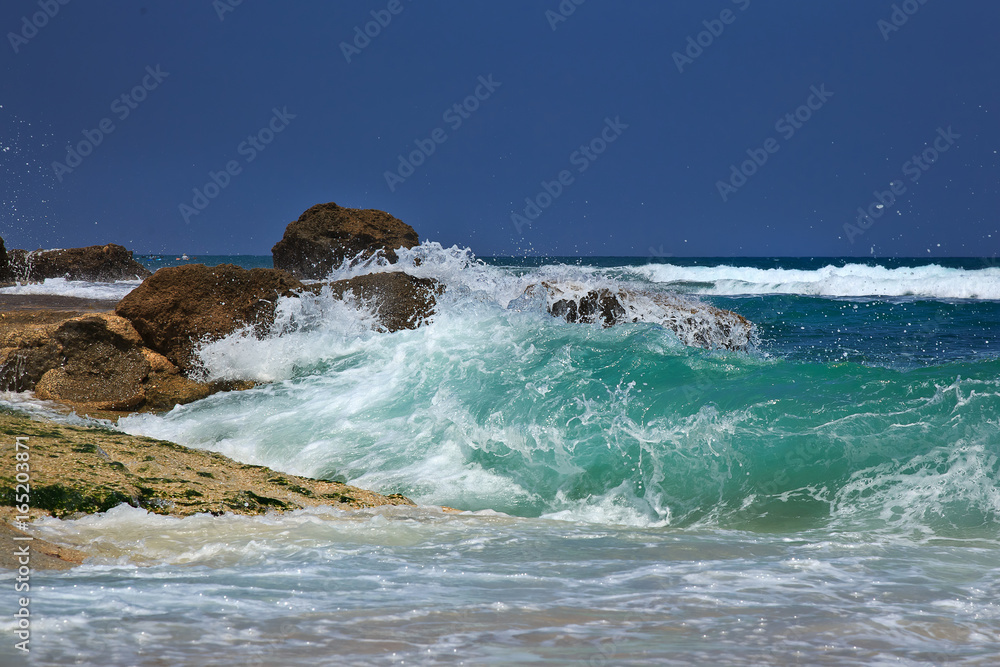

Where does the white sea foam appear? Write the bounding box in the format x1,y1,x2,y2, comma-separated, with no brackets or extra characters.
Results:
0,276,140,300
190,287,383,383
632,262,1000,299
10,501,1000,666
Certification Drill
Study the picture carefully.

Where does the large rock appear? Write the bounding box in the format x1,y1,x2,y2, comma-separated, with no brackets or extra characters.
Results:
525,282,755,351
0,308,255,415
272,202,420,279
34,314,151,411
7,244,151,282
115,264,305,370
320,272,442,332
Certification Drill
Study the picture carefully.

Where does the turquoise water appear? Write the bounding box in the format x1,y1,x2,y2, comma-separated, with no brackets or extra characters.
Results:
3,248,1000,664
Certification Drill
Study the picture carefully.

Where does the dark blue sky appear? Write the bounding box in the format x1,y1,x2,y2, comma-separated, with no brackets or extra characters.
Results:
2,0,998,257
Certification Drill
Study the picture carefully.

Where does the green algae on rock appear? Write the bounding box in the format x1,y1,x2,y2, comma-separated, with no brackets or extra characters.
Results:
0,410,414,525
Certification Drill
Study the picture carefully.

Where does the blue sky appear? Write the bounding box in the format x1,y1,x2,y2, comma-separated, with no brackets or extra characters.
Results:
2,0,998,257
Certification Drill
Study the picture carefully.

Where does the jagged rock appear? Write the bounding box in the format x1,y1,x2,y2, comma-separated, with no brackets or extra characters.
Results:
551,289,627,327
116,264,305,370
7,244,151,282
319,272,443,332
526,282,755,351
272,202,420,279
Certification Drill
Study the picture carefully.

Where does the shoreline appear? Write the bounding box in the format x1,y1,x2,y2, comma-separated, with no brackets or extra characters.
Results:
0,408,416,568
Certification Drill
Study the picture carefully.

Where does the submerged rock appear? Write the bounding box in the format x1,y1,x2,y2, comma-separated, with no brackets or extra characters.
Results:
116,264,305,370
272,202,420,279
526,282,755,351
319,272,443,332
7,243,151,282
0,522,86,571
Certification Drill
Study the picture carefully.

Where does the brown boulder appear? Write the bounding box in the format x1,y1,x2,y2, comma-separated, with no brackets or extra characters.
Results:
0,311,66,392
272,202,420,279
320,272,442,332
33,314,150,411
115,264,305,370
7,244,151,282
0,307,258,415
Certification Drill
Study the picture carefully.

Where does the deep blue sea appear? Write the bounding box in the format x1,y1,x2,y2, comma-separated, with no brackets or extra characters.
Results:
3,248,1000,665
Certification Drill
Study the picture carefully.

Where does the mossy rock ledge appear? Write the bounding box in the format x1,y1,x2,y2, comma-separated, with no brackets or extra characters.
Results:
0,411,414,526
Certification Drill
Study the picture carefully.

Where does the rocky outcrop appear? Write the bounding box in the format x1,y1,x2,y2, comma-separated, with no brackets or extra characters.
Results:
0,411,415,529
320,272,442,332
115,264,305,370
525,282,755,351
7,244,151,282
0,308,252,416
272,202,420,279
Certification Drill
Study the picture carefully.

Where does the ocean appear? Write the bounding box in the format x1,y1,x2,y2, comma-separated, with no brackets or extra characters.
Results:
3,248,1000,665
